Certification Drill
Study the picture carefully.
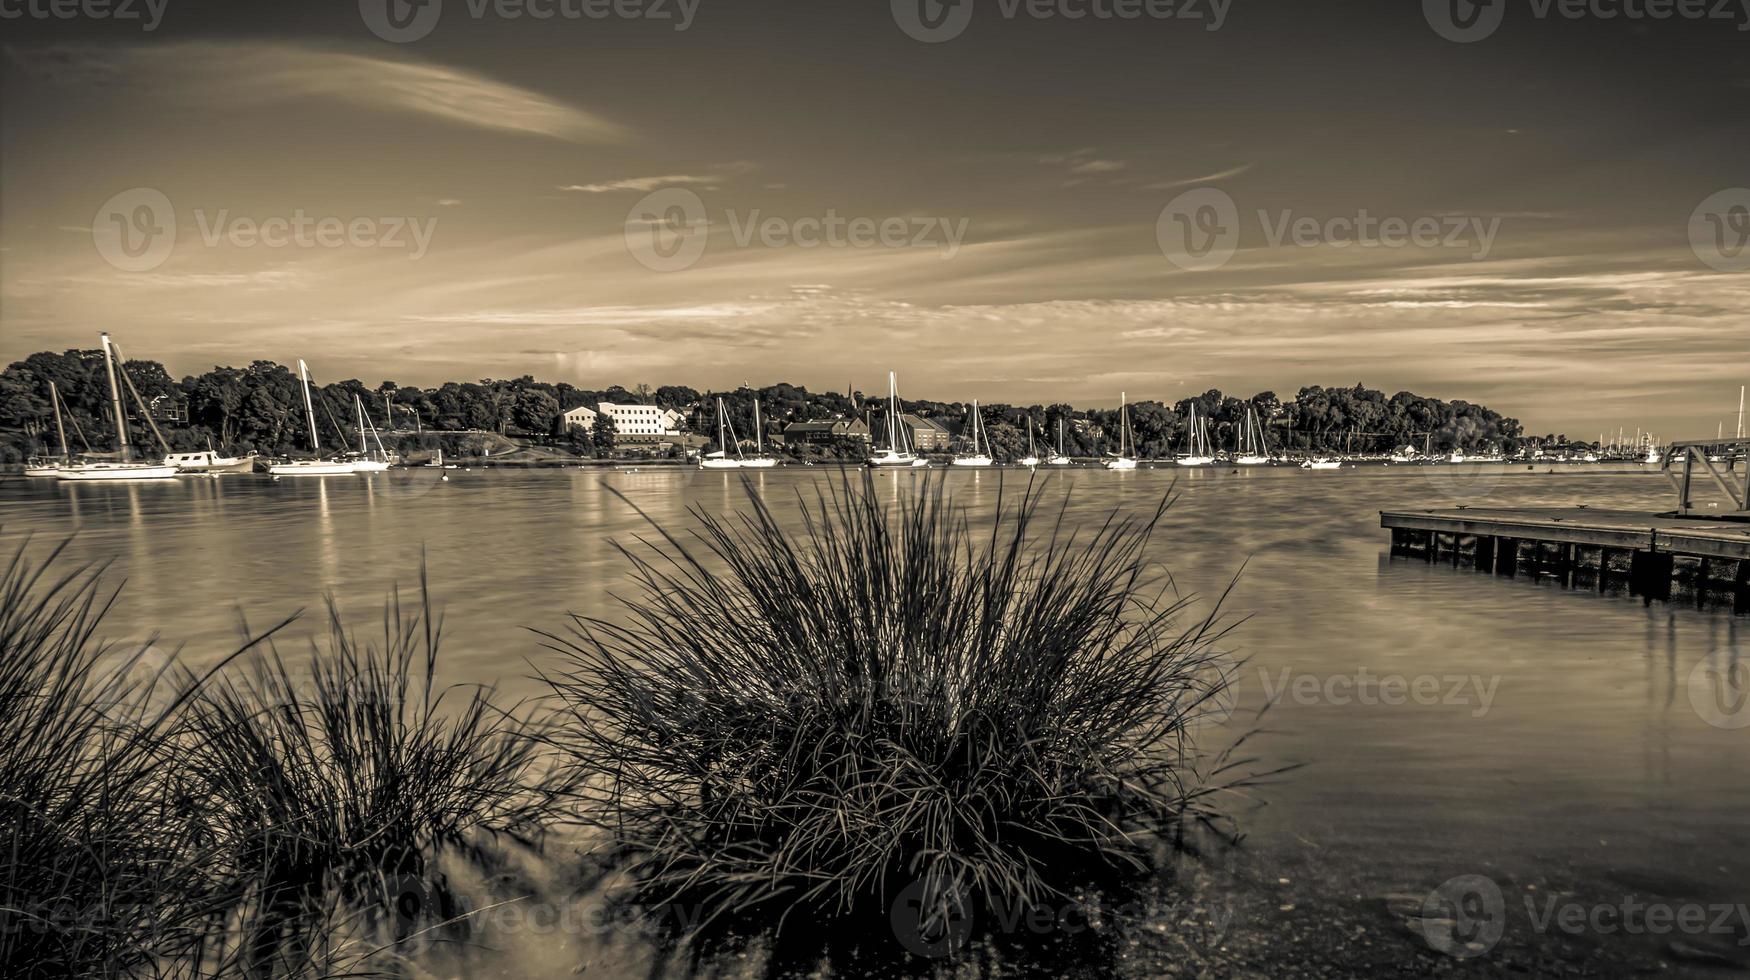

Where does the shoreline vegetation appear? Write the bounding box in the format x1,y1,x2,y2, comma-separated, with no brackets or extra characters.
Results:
0,348,1550,465
0,474,1273,979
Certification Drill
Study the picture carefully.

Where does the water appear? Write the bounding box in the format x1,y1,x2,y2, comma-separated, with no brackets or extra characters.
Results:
3,464,1745,971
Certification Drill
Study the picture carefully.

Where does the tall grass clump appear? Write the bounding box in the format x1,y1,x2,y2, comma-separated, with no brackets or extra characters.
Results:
541,473,1256,967
181,573,568,974
0,539,257,978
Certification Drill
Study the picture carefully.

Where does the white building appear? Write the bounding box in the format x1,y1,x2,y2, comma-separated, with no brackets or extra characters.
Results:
599,403,682,437
560,405,598,430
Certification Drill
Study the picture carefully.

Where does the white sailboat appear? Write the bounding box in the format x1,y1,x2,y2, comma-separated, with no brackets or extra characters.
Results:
24,381,72,477
1235,404,1271,465
1177,404,1214,466
700,396,745,469
869,372,926,467
57,334,178,481
1105,392,1138,470
269,360,359,476
1045,418,1072,466
952,400,994,467
1301,457,1343,470
350,395,392,472
1019,416,1041,468
740,398,778,468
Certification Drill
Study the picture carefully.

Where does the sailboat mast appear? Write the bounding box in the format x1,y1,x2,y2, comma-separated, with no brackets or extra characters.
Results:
887,372,900,451
299,359,321,454
356,395,367,455
1738,385,1745,439
754,398,763,454
99,333,130,459
1119,392,1129,457
50,381,70,463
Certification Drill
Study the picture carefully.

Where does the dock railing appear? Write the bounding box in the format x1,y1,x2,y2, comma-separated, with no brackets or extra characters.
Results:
1660,439,1750,519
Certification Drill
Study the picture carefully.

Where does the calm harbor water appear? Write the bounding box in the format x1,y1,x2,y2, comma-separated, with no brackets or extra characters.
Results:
3,464,1745,971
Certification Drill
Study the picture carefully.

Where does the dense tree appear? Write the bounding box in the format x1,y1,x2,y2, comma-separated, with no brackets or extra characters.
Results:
0,346,1544,461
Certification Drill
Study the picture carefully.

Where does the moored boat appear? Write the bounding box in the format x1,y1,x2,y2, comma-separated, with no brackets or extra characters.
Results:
952,400,995,467
869,373,926,467
57,334,179,482
269,360,359,476
1105,392,1138,470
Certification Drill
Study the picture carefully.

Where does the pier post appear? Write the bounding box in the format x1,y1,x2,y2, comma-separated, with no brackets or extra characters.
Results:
1473,535,1496,572
1495,537,1517,577
1735,558,1748,615
1630,550,1674,602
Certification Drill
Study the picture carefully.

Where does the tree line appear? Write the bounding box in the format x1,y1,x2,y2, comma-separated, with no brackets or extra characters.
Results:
0,346,1550,461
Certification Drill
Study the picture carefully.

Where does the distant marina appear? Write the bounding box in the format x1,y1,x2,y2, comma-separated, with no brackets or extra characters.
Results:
9,336,1741,480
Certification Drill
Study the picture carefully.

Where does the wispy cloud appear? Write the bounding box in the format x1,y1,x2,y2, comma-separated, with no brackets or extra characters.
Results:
8,42,626,144
559,175,718,193
1141,162,1256,190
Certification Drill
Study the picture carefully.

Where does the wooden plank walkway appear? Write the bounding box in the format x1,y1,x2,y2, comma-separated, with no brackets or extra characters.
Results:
1379,507,1750,612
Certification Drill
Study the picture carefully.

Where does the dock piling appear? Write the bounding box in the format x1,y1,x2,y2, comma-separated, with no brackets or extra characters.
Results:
1383,508,1748,613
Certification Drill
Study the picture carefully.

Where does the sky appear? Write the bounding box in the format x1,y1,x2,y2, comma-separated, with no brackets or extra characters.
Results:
1,0,1747,438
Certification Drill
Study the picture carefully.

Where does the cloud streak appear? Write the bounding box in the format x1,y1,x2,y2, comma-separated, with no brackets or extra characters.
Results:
9,42,626,144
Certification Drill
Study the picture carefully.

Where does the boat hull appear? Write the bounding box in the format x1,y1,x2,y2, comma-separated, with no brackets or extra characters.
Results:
868,453,920,467
699,459,742,469
1235,455,1272,466
172,457,258,474
738,457,779,469
268,460,359,476
1105,458,1139,470
23,465,62,478
1176,456,1214,467
952,456,994,467
57,463,179,481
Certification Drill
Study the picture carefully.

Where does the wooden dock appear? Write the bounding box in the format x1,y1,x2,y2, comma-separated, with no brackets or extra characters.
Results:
1380,507,1750,612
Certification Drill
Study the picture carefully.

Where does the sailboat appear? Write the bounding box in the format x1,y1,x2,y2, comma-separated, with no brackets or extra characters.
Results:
268,360,359,476
1235,405,1271,465
739,398,778,468
1177,404,1214,466
1019,416,1041,467
700,397,745,469
869,372,927,467
1104,392,1138,470
24,381,72,477
349,395,392,472
1045,418,1072,465
57,334,179,481
952,400,995,467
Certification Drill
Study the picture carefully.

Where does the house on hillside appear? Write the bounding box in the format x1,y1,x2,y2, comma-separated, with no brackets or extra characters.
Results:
902,414,952,452
599,402,684,444
559,405,598,431
783,418,872,446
